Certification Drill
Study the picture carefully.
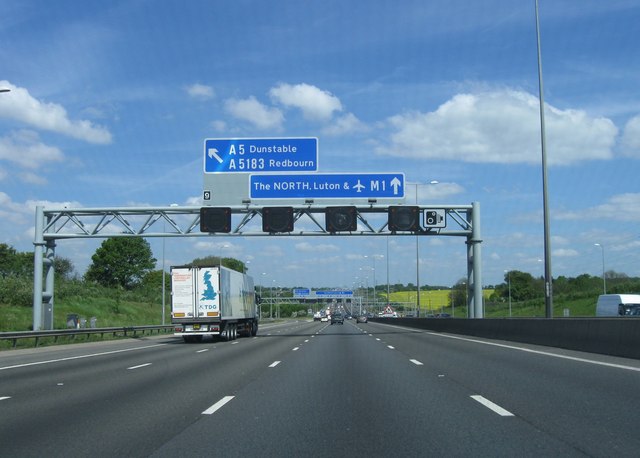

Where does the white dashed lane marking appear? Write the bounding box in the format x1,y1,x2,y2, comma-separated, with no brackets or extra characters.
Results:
470,395,514,417
202,396,234,415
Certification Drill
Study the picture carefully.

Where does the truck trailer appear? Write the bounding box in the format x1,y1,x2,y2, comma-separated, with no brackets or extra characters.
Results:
171,265,259,342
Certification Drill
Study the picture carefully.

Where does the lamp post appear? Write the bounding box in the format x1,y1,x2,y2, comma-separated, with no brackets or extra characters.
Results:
386,237,390,307
218,243,229,268
411,181,439,317
504,270,512,317
365,254,383,311
162,231,166,325
594,243,606,294
535,0,554,318
260,272,266,306
161,203,178,325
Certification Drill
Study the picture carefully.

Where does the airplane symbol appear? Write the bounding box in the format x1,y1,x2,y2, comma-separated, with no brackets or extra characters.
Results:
354,180,365,192
208,148,224,164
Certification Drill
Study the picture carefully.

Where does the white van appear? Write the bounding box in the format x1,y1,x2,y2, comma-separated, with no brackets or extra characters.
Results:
596,294,640,316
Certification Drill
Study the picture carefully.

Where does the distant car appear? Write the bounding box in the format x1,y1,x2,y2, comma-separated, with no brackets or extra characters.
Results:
313,312,322,321
435,313,451,318
356,315,367,323
320,316,328,322
331,313,344,324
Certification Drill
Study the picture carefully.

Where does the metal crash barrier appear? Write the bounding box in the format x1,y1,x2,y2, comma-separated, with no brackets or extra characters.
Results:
0,325,174,349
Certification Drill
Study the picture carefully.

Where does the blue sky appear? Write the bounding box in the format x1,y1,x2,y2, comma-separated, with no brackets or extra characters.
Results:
1,0,640,291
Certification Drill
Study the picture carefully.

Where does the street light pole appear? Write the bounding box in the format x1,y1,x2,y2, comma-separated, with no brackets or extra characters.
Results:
411,181,439,318
535,0,554,318
161,203,178,326
386,237,390,306
594,243,606,294
505,270,512,317
162,235,166,325
415,185,421,317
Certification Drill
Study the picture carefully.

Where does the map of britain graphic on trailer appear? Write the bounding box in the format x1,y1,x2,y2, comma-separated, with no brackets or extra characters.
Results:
201,270,218,301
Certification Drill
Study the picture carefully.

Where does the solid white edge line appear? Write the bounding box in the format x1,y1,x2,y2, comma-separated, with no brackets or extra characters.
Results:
127,363,152,370
410,359,424,365
425,331,640,373
471,395,514,417
0,343,167,372
202,396,235,415
269,361,281,367
373,321,640,373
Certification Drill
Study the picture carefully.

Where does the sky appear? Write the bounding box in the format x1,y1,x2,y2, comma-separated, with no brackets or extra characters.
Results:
1,0,640,292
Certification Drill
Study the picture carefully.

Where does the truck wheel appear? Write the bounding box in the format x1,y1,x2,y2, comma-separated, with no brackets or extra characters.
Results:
232,324,238,340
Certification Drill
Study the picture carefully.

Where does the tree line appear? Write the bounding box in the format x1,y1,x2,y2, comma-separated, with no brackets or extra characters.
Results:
0,238,246,307
2,239,639,309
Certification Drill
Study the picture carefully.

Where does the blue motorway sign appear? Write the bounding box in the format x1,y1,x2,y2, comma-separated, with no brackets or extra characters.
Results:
315,290,353,298
204,137,318,173
250,173,405,199
293,288,310,298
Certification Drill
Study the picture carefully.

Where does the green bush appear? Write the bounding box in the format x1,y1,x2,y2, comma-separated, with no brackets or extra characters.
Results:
0,276,33,307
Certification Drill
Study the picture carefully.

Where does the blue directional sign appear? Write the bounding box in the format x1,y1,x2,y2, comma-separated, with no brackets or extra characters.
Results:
293,288,310,298
315,290,353,298
204,137,318,173
250,173,405,199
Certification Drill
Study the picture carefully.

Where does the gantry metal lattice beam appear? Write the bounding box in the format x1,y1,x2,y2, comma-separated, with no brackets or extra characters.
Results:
32,203,482,330
37,204,475,239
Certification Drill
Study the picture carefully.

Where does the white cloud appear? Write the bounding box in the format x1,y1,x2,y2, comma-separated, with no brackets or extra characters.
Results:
269,83,342,121
379,89,617,166
19,171,47,185
295,242,339,252
322,113,369,136
224,96,284,131
186,83,214,100
0,192,83,230
557,193,640,221
211,120,227,132
0,81,112,144
553,248,579,257
185,195,203,206
0,130,64,169
620,115,640,157
415,181,464,201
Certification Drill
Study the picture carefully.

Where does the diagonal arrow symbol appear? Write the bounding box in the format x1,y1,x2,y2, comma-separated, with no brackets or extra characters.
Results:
208,148,223,164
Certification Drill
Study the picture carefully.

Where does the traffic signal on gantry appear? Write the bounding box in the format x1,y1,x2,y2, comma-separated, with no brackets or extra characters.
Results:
262,207,294,233
200,207,232,233
325,206,357,232
387,206,420,232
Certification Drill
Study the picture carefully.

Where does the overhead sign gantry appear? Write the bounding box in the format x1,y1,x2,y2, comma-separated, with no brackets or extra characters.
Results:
31,136,483,331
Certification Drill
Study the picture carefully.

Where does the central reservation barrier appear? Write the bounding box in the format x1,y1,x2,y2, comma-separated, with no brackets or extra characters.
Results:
371,317,640,360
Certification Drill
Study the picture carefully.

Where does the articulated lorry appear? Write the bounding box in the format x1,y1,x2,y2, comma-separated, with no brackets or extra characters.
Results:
171,265,259,342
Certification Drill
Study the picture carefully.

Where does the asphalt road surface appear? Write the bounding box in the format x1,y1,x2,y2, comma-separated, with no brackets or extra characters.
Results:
1,320,639,457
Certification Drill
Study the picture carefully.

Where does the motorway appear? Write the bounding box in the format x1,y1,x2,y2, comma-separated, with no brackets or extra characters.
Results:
1,319,639,457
